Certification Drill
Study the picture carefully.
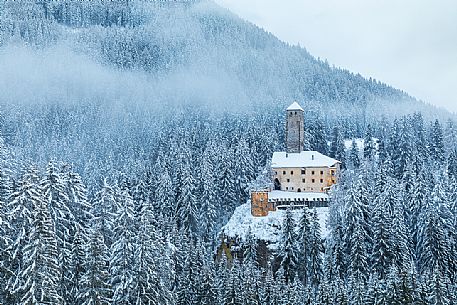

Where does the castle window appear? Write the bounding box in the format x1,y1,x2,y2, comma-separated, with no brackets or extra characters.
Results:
291,187,294,190
275,171,277,175
320,171,324,175
291,171,294,175
294,111,297,115
301,169,305,175
320,179,324,183
312,179,315,183
312,171,315,175
302,178,306,183
287,179,290,183
286,187,289,190
331,170,335,176
283,171,286,175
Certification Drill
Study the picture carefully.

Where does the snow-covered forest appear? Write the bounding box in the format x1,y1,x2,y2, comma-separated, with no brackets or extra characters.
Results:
0,0,456,304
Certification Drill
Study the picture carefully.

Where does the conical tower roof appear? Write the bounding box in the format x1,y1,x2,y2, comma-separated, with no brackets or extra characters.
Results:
286,102,304,111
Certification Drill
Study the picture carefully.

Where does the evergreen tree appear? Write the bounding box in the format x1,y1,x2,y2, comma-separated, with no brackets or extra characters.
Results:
15,187,62,304
132,191,172,305
308,208,323,290
277,208,298,284
348,140,360,169
363,124,376,160
7,165,42,302
78,223,112,305
329,126,346,166
110,189,135,305
41,160,75,303
177,160,197,237
430,119,445,164
297,207,311,285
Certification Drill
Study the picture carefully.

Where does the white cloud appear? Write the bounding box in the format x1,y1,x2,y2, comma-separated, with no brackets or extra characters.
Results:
215,0,457,113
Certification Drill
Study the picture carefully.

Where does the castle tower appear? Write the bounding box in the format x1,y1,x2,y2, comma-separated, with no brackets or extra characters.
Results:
285,102,304,153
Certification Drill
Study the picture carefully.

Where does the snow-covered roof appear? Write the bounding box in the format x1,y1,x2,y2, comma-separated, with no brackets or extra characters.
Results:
221,203,329,250
268,190,329,202
286,102,304,111
271,151,340,168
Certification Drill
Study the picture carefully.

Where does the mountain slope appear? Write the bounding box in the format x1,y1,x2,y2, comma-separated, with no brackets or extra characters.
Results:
0,0,433,116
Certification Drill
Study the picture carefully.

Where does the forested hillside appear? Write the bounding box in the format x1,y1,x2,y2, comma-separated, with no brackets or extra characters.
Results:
0,0,456,304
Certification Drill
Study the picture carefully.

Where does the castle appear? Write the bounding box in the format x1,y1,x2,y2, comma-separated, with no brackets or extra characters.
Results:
251,102,341,217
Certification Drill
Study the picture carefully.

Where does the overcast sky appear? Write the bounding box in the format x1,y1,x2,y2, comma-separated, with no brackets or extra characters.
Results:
215,0,457,113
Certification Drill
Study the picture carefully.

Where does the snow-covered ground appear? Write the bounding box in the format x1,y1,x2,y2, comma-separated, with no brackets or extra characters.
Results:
221,202,329,250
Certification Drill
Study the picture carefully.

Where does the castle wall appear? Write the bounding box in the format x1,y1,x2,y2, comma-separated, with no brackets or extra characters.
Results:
272,165,339,193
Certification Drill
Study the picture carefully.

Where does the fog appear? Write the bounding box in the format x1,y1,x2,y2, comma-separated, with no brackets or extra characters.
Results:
215,0,457,113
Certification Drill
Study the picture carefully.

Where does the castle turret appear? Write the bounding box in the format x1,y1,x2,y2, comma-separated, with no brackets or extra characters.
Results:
286,102,304,153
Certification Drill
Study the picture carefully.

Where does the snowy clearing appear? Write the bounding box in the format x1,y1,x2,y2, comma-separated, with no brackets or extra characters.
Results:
221,202,329,250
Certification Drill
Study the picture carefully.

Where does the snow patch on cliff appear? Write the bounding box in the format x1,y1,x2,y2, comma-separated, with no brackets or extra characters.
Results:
221,202,329,250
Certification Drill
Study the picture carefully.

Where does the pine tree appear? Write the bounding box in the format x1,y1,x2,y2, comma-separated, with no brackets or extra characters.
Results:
7,165,42,302
92,179,117,249
199,150,218,244
41,160,75,304
363,124,376,160
277,208,298,284
110,189,135,305
177,160,197,237
329,126,346,166
348,140,360,169
297,207,311,285
69,224,86,305
430,119,445,165
78,223,112,305
132,190,172,305
416,180,453,280
308,208,323,290
343,176,370,282
15,187,62,304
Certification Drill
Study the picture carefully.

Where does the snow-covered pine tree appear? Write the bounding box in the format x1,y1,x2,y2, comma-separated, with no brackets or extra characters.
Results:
297,206,311,285
363,124,376,161
348,140,360,169
7,165,42,303
78,222,112,305
177,159,198,237
371,179,395,280
199,149,218,244
0,144,12,304
15,184,62,304
69,224,86,304
430,119,446,165
343,175,370,282
200,260,218,305
243,227,258,268
41,160,75,303
416,178,454,281
63,165,92,230
132,190,172,305
329,126,346,163
92,178,117,249
110,188,135,305
153,155,175,220
277,208,298,284
308,208,324,290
